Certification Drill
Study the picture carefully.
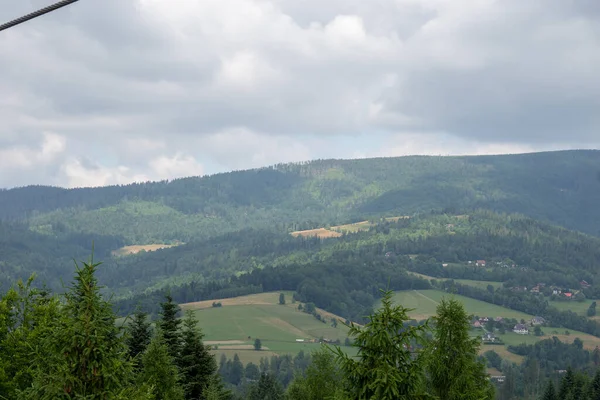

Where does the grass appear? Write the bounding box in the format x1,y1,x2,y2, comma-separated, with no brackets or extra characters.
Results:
112,243,180,256
407,272,503,291
390,290,533,320
180,291,354,364
454,279,503,290
290,228,342,238
549,299,595,316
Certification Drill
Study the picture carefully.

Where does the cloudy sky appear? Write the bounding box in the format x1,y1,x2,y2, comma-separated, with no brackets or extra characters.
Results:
1,0,599,188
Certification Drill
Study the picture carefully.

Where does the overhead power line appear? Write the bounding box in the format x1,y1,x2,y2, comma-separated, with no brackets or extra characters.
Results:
0,0,81,33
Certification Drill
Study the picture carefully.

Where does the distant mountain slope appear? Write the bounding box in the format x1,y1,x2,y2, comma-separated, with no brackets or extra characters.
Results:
0,150,599,243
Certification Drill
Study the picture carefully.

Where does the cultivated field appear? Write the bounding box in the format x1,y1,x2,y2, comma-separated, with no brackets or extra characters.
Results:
390,290,533,320
290,228,342,239
112,243,180,256
181,291,354,364
290,216,410,238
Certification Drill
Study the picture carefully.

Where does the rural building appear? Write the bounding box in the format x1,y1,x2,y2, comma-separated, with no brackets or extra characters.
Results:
490,376,506,383
476,260,486,267
482,332,497,342
513,324,529,335
473,321,482,328
581,280,591,288
531,316,545,326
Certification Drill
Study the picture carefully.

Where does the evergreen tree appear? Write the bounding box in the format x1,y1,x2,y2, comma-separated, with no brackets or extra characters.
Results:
286,349,343,400
332,289,429,399
179,310,218,400
254,338,262,351
23,257,149,399
558,367,575,399
426,298,494,400
139,330,185,400
279,293,286,305
247,373,284,400
542,380,557,400
126,305,152,363
159,293,182,360
229,354,244,386
590,369,600,400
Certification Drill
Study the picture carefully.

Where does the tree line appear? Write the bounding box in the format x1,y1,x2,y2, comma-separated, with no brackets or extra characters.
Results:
1,253,497,399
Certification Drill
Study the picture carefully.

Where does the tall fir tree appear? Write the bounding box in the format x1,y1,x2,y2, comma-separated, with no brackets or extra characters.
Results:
179,310,219,400
126,305,152,363
159,293,182,360
139,330,185,400
22,257,150,399
558,367,575,399
247,373,284,400
542,380,557,400
332,289,430,399
590,369,600,400
426,298,495,400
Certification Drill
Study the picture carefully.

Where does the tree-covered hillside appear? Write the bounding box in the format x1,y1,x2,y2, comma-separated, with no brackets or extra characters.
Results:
1,150,600,245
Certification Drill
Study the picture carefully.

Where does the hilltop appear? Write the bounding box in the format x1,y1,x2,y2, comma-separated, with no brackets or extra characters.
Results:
1,151,599,247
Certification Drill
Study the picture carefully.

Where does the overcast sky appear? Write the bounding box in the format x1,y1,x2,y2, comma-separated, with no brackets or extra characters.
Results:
1,0,599,188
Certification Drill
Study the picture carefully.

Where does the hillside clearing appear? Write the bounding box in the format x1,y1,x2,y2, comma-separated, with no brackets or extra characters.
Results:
112,243,180,256
390,290,533,320
290,228,342,238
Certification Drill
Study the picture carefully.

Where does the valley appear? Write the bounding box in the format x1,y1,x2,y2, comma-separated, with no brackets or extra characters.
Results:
3,151,600,399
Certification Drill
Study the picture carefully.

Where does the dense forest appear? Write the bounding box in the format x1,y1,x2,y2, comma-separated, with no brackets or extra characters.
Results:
1,151,600,244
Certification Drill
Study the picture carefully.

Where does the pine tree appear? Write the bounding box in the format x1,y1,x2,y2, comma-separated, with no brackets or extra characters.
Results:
179,310,218,400
590,369,600,400
542,380,557,400
140,330,185,400
427,298,495,400
23,257,149,399
159,293,182,360
558,367,575,399
332,289,429,399
229,354,244,386
126,305,152,363
247,373,284,400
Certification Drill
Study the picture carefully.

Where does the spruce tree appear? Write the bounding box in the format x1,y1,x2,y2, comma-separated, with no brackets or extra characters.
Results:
558,367,575,399
332,289,429,399
247,373,284,400
179,310,218,400
140,330,185,400
159,293,182,360
426,298,495,400
23,257,149,399
590,369,600,400
542,380,557,400
126,305,152,363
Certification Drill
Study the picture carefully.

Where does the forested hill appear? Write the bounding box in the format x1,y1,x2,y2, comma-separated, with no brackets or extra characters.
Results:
1,150,600,244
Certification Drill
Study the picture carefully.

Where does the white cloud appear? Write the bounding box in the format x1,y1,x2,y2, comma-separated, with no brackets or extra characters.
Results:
0,0,599,188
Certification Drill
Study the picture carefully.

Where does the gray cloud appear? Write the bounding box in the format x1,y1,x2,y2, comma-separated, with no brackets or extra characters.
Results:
0,0,599,187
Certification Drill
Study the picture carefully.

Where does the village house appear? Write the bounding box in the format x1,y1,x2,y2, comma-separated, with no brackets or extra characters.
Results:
473,321,482,328
513,324,529,335
482,332,497,342
494,316,504,322
531,316,546,326
530,285,540,293
581,280,591,288
476,260,486,267
490,376,506,383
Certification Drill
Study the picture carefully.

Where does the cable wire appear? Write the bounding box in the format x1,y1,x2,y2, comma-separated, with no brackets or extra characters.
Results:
0,0,81,33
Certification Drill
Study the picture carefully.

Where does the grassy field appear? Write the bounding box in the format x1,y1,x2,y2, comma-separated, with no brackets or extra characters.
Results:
407,272,503,291
112,243,180,256
550,299,595,316
181,291,354,364
390,290,533,320
454,279,503,290
290,228,342,238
